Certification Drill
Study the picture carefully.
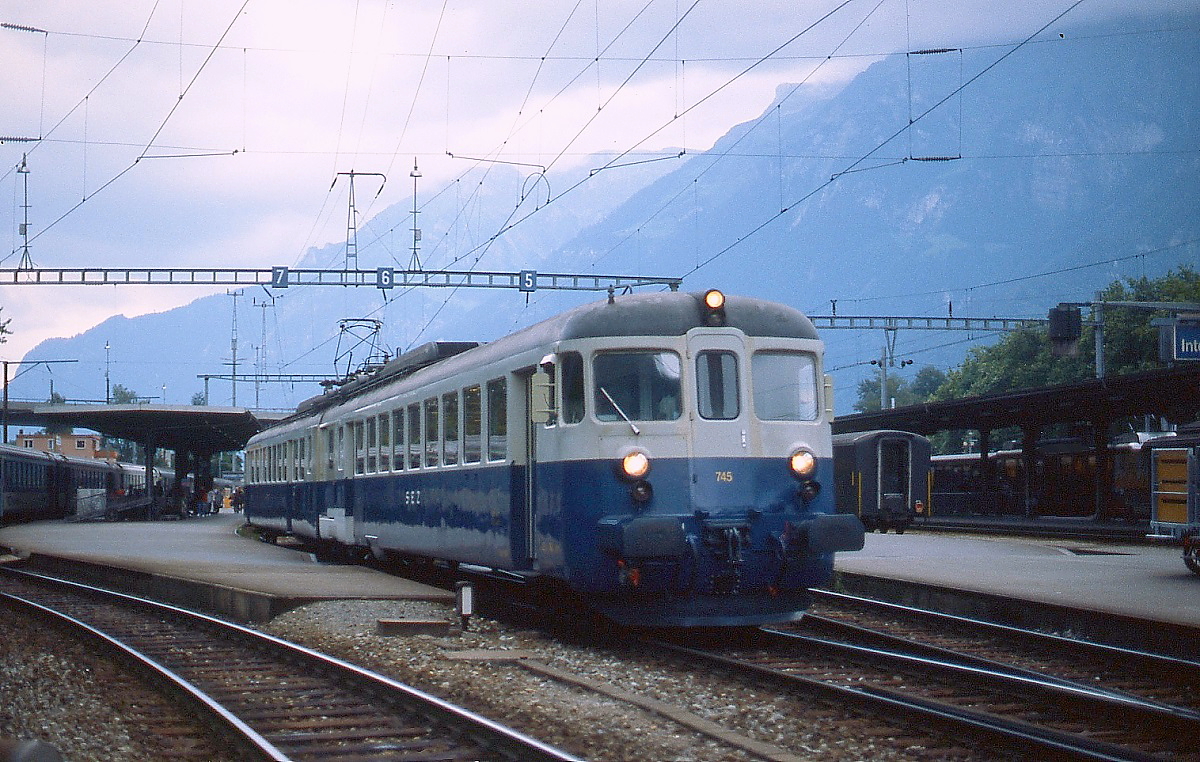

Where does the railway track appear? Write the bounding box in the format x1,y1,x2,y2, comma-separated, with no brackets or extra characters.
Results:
645,592,1200,761
805,588,1200,716
0,567,580,762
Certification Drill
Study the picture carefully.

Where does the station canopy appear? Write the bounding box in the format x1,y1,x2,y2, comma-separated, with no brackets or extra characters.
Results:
833,365,1200,436
8,404,286,455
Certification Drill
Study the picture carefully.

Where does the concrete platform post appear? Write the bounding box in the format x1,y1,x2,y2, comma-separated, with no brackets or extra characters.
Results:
1021,423,1041,518
143,435,157,520
1091,418,1113,521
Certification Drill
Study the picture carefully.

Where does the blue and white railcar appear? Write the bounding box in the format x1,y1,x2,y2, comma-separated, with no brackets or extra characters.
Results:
244,290,864,626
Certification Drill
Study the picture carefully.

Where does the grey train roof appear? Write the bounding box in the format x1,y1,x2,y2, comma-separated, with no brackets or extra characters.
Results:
557,291,819,340
290,291,818,420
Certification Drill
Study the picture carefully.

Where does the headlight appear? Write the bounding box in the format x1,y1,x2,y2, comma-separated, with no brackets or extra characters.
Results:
621,451,651,480
789,449,816,479
704,289,725,310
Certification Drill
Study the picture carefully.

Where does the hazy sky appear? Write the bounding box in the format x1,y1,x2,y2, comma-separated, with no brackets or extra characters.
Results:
1,0,1195,362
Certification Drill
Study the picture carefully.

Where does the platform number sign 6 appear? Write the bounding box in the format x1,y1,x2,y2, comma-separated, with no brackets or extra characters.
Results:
376,267,394,290
518,270,537,292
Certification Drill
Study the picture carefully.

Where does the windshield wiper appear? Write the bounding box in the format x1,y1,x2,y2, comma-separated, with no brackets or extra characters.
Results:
599,387,640,436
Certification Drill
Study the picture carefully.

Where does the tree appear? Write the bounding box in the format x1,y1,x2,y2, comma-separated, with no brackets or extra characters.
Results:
191,392,207,405
854,365,948,413
929,266,1199,402
110,384,140,404
1094,266,1200,375
0,308,10,344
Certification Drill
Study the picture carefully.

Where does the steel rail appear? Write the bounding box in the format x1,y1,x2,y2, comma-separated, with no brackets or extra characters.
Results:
647,637,1158,762
0,590,288,761
760,627,1200,734
809,587,1200,673
1,567,582,762
792,614,1199,715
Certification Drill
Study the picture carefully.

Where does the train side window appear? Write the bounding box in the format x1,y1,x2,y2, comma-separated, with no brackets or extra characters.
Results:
443,391,460,466
486,378,507,461
751,351,819,421
338,426,348,474
366,417,377,473
561,351,585,424
326,429,335,472
392,408,404,470
424,398,440,468
464,384,482,464
354,421,366,475
407,403,421,469
696,351,740,420
378,413,390,471
305,434,313,479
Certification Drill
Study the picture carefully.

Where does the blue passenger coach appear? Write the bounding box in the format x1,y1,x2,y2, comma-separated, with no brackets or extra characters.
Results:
244,290,864,626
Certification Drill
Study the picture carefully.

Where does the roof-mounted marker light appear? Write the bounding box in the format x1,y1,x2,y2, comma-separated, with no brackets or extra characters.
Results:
702,289,726,326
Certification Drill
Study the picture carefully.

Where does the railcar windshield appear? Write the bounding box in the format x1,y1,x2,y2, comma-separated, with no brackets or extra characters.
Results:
752,351,820,421
594,351,681,422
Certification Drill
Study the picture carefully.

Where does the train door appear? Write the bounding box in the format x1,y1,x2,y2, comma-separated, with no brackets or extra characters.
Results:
877,436,911,523
688,332,748,461
510,371,537,569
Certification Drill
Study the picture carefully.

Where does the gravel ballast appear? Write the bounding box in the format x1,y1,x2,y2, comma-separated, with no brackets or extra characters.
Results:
2,595,982,761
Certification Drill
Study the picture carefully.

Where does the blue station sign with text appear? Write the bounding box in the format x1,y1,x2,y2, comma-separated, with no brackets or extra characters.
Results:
1175,320,1200,361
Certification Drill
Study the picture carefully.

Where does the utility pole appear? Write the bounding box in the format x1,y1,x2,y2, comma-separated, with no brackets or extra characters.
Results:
410,159,422,271
252,296,274,409
331,170,387,272
227,289,244,406
869,328,913,410
16,155,34,270
3,359,78,443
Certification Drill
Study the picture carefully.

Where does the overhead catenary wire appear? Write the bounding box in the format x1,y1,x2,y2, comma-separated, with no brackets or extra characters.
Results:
6,0,251,256
404,0,865,298
825,238,1199,310
681,0,1089,280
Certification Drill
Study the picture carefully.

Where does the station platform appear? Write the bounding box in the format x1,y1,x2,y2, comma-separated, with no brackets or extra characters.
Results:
1,515,1196,655
0,513,452,621
834,530,1200,659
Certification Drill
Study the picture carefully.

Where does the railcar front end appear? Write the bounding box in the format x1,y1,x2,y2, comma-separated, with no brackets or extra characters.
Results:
530,290,864,626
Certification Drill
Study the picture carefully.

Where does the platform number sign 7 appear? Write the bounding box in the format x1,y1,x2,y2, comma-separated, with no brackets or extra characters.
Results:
271,266,289,289
519,270,537,292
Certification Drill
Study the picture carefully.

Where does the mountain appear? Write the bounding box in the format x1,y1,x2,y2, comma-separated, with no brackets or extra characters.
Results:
12,12,1200,416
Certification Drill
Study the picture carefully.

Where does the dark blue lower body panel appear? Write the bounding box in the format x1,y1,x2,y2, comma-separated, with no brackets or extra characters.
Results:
245,455,861,627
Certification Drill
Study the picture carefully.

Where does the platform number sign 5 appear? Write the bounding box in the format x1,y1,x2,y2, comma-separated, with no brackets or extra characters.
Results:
518,270,537,292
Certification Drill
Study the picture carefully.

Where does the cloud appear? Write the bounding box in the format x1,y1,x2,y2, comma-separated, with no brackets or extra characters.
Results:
2,0,1198,365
